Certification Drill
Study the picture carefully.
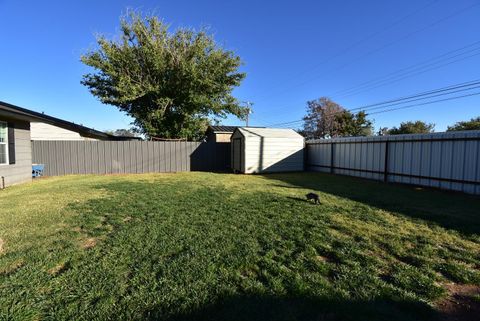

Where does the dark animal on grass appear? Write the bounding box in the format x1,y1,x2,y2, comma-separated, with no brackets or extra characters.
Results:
305,192,320,204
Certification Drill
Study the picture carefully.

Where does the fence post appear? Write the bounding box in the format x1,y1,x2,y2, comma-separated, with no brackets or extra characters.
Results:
303,143,308,171
383,141,389,182
330,142,335,174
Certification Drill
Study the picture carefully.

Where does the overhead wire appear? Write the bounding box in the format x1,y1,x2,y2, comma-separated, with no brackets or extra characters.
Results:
254,40,480,122
264,80,480,127
255,1,480,102
368,91,480,116
255,0,440,100
332,43,480,99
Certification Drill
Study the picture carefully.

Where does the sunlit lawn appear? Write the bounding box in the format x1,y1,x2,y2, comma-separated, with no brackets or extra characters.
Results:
0,172,479,320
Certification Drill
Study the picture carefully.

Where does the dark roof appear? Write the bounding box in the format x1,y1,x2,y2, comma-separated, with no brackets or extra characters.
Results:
0,100,139,141
207,126,238,133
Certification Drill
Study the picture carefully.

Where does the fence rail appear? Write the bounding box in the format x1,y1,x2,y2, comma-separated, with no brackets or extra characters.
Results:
32,140,230,176
306,131,480,195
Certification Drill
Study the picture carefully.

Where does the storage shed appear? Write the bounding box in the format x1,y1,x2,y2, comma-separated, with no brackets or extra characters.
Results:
231,127,304,173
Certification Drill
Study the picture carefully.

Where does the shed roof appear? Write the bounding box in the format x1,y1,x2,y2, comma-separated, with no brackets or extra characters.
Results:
207,125,238,133
236,127,303,139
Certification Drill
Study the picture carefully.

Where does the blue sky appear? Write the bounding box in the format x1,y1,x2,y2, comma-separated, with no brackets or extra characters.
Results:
0,0,479,133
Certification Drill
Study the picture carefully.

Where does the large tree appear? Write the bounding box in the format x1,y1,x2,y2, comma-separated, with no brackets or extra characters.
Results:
302,97,372,138
335,111,373,137
447,116,480,131
302,98,344,139
81,13,247,140
386,121,435,135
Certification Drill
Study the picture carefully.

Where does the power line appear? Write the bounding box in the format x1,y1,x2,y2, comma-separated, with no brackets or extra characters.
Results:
331,42,480,99
272,90,480,128
331,40,480,96
256,1,479,102
264,80,480,127
267,80,480,126
271,90,480,128
253,3,480,127
254,40,480,120
347,80,480,110
255,0,440,100
337,53,480,100
368,91,480,116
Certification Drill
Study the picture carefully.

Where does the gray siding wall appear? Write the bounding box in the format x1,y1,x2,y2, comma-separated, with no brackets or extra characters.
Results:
32,141,230,176
306,131,480,195
0,120,32,187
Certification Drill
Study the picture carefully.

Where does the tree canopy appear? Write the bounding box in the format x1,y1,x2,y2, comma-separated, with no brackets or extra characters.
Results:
106,129,138,138
386,121,435,135
81,13,247,140
335,111,373,137
447,116,480,131
302,98,343,139
302,97,372,139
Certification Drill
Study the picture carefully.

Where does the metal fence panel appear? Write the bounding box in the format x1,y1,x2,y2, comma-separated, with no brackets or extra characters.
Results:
306,131,480,195
32,140,230,176
464,140,479,194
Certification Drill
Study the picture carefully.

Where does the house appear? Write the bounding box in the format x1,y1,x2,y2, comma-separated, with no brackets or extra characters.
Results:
231,127,304,174
1,101,139,141
30,122,110,141
206,126,238,142
0,100,136,188
28,114,131,141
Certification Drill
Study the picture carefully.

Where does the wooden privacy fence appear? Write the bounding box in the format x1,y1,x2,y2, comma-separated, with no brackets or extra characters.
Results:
306,130,480,195
32,140,231,176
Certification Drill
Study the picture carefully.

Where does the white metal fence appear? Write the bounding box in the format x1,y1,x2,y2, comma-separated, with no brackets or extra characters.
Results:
306,130,480,195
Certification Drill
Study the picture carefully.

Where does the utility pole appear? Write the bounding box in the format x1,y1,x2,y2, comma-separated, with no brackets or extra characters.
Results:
243,101,253,127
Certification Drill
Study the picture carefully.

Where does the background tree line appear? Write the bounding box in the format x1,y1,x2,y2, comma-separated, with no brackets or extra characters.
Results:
301,97,480,139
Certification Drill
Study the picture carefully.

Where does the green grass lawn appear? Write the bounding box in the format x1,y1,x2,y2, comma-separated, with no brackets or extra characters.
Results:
1,172,479,321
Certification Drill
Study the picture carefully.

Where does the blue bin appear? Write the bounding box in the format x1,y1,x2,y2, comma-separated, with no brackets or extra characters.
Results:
32,164,45,178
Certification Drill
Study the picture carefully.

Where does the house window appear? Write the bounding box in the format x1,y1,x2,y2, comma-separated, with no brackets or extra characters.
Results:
0,121,8,165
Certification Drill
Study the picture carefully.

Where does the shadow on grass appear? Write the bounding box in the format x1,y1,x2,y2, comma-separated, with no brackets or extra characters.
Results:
150,293,438,321
59,178,445,321
265,172,480,237
286,196,322,206
286,196,309,202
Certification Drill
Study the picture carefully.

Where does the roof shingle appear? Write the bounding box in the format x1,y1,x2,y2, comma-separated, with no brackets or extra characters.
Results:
208,126,238,133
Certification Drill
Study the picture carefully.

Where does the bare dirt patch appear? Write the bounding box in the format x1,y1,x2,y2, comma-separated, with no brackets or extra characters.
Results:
81,237,97,250
48,262,69,276
315,255,332,263
0,238,4,254
436,283,480,321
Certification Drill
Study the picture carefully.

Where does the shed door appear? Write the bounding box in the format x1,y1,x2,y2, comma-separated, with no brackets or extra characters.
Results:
232,138,242,172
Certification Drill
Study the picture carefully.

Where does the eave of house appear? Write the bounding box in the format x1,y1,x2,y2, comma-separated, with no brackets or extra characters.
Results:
0,101,137,141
